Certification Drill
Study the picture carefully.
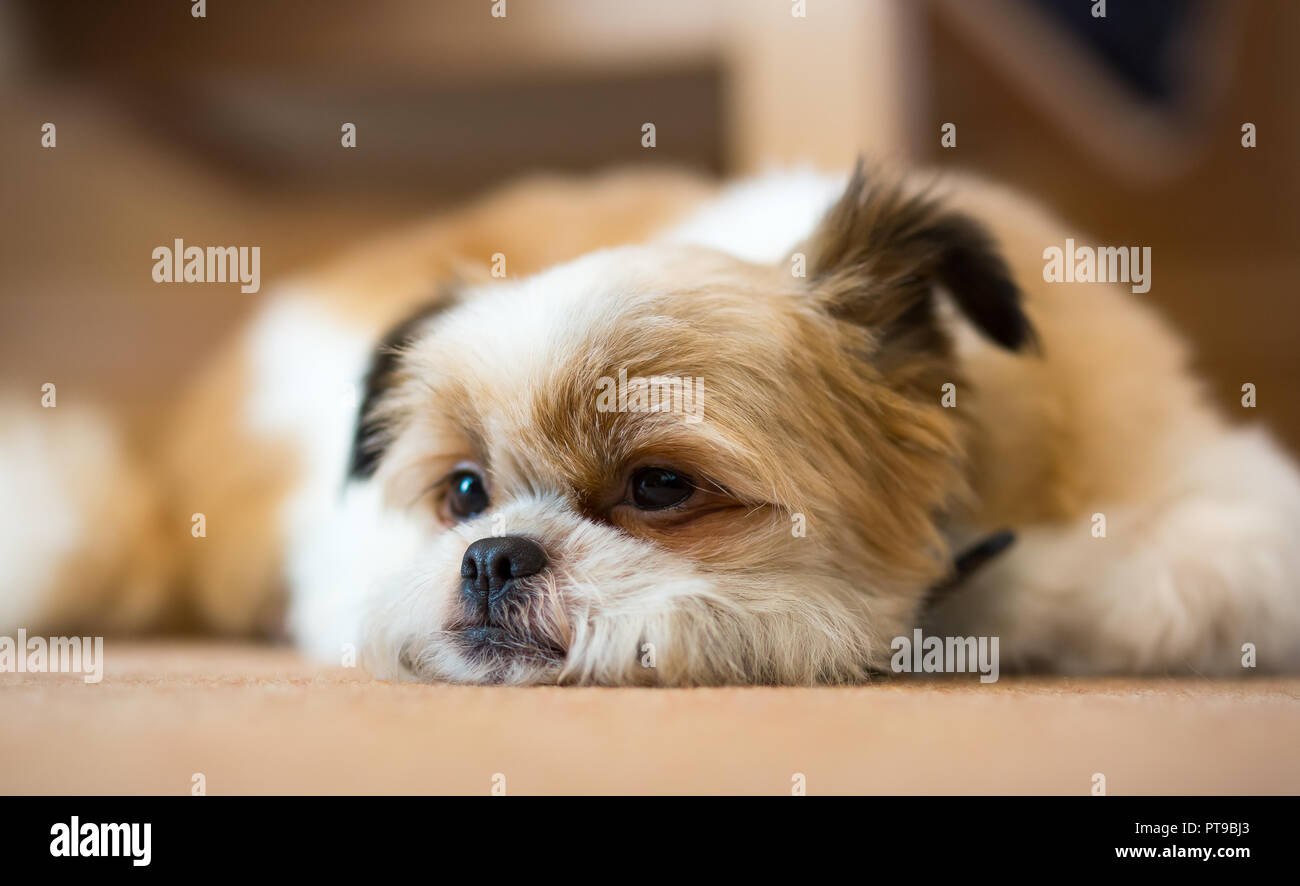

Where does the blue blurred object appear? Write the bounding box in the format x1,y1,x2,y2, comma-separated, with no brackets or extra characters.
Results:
1027,0,1201,102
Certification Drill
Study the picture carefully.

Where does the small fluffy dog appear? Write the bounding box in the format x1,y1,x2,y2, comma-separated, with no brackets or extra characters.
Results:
6,164,1300,684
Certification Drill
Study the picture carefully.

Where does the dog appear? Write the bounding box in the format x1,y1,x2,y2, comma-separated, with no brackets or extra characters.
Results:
5,163,1300,684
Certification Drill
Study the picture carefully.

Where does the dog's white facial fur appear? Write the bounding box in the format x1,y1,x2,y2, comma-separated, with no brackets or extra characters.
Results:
353,171,1035,685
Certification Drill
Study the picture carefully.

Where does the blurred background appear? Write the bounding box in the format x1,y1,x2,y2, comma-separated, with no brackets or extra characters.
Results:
1,0,1296,450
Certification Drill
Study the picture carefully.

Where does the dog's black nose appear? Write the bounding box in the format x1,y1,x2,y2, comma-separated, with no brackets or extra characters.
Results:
461,536,548,603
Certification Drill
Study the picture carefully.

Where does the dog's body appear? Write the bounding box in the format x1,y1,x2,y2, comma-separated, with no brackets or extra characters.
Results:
5,166,1300,683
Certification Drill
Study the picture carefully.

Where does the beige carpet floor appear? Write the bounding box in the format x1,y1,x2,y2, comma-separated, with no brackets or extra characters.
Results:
1,642,1297,795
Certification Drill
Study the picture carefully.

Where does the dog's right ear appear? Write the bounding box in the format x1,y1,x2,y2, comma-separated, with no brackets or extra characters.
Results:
348,296,456,480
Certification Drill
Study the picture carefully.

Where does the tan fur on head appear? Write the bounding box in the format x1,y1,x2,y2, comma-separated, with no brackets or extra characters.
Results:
357,169,1034,685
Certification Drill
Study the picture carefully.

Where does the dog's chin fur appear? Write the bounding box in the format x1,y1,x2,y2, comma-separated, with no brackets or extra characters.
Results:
363,499,899,686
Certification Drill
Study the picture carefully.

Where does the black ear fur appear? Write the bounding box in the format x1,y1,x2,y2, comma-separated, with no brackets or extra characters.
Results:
348,298,453,480
916,212,1035,351
805,162,1036,354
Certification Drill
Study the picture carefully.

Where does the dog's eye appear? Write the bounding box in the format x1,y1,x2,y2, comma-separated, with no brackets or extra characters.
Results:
630,467,693,510
447,470,489,519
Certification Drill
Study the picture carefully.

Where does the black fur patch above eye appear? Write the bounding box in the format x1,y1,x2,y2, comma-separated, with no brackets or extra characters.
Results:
348,298,454,481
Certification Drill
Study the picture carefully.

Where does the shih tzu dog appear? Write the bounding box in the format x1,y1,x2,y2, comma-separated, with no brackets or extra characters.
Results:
5,164,1300,684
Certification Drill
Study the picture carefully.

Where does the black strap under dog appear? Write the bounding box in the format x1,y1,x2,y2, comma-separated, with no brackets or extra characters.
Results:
920,529,1017,614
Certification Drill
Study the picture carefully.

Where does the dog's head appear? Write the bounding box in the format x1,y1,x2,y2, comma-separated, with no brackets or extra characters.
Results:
352,168,1034,685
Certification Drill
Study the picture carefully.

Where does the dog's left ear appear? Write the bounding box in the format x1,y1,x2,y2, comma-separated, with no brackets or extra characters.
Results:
800,163,1036,354
349,296,455,480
